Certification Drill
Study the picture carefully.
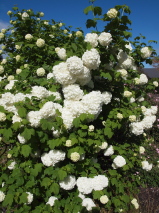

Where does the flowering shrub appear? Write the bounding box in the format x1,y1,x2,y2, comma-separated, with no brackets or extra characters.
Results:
0,3,158,213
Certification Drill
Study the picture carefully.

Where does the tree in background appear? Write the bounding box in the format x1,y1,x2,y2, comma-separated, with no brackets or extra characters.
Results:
152,56,159,70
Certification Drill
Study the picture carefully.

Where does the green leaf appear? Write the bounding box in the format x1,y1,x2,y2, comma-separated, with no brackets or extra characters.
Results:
83,6,93,15
2,194,14,206
86,19,97,28
50,183,60,195
21,127,35,140
18,107,27,118
21,145,32,157
71,43,77,51
104,127,113,138
19,192,28,204
3,128,13,140
41,177,51,187
57,169,67,181
93,6,102,16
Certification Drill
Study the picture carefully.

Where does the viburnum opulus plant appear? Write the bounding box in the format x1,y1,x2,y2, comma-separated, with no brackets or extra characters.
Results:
0,2,158,213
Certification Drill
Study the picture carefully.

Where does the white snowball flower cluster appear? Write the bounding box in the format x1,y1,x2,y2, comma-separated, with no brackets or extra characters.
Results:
138,74,148,85
36,38,45,47
104,145,114,156
22,12,29,20
46,196,57,206
75,31,83,37
117,69,128,79
0,65,4,74
131,198,139,209
56,48,67,60
66,56,84,76
123,91,132,98
142,160,153,171
98,32,112,47
82,198,96,211
76,175,108,194
100,195,109,204
1,59,7,64
117,113,123,120
82,48,101,70
129,115,136,122
112,155,126,168
141,46,152,58
84,33,98,47
130,122,144,136
15,55,21,61
70,152,80,162
27,110,42,127
62,84,84,101
107,8,118,18
0,112,6,121
65,139,72,147
0,33,5,39
16,68,22,74
59,175,76,190
41,149,66,166
119,56,135,70
153,81,158,87
15,45,21,50
31,86,49,99
88,125,94,132
8,161,16,170
17,134,26,144
0,191,5,202
36,67,45,76
25,34,33,40
99,142,108,150
26,192,33,204
139,146,145,154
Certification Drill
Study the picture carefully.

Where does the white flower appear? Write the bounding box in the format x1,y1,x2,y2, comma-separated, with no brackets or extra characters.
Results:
65,140,72,147
139,146,145,154
22,12,29,20
113,155,126,168
66,56,84,76
98,32,112,46
92,175,109,190
0,33,4,39
56,48,67,60
70,152,80,162
7,75,14,81
41,149,65,167
0,112,6,121
0,65,4,74
117,113,123,120
27,111,42,127
7,153,12,158
47,73,54,79
58,22,63,27
59,175,76,190
36,67,45,76
82,198,96,211
141,47,152,58
76,177,93,194
24,64,29,68
16,68,22,74
26,192,33,204
15,55,21,61
75,31,83,37
104,145,114,156
1,59,7,65
17,134,26,144
0,191,5,202
88,125,94,132
82,48,101,70
39,12,44,17
52,62,76,85
62,84,84,101
153,81,158,87
107,8,118,18
123,91,132,98
99,142,108,149
78,193,85,200
131,198,139,209
25,34,33,40
8,161,16,170
100,195,109,204
102,91,112,105
46,196,57,206
129,115,136,122
7,10,12,15
36,38,45,47
139,74,148,85
63,29,68,33
84,33,98,47
15,45,21,49
141,160,153,171
130,122,144,135
117,69,128,78
31,86,49,99
1,29,6,33
44,21,49,25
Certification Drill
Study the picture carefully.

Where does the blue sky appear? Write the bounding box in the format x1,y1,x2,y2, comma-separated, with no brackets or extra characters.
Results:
0,0,159,68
